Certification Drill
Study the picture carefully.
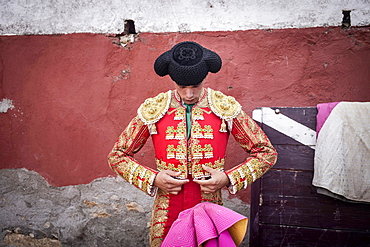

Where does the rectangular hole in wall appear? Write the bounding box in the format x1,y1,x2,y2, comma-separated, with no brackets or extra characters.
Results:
124,20,136,34
342,10,351,29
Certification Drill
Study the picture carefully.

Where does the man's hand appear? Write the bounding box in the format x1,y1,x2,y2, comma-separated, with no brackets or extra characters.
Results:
193,165,230,193
154,170,189,195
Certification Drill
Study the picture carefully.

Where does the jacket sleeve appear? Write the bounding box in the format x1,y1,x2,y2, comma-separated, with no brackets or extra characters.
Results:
107,115,158,196
225,110,278,194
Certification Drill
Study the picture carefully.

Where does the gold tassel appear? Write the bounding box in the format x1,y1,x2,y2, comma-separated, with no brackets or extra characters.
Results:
149,124,157,135
220,119,227,132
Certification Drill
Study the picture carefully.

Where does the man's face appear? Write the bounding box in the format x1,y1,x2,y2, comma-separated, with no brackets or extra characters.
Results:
174,82,204,105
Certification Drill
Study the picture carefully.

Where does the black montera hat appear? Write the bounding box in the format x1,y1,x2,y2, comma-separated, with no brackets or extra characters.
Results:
154,41,222,86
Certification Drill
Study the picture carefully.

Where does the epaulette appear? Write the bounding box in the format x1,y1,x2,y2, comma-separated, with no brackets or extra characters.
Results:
207,88,241,132
137,90,172,126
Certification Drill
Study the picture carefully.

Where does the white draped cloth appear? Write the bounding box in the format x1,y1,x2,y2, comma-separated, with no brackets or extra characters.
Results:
313,102,370,203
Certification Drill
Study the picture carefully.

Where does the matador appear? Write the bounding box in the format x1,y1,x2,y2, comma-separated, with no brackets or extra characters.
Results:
108,41,277,246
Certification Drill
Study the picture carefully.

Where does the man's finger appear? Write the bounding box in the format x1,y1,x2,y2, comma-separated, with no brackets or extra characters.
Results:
164,170,182,177
202,164,217,174
199,185,212,194
193,179,207,185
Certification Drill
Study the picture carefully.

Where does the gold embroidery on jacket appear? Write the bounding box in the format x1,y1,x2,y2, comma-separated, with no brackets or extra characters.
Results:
191,123,214,140
192,107,205,120
156,159,187,179
149,190,170,246
192,158,225,179
203,125,214,139
165,126,175,140
165,143,187,161
207,88,241,121
113,159,156,195
192,144,203,159
174,122,186,140
166,145,175,159
190,143,214,160
189,138,201,164
192,122,204,139
177,138,188,173
225,112,277,194
138,91,172,125
201,190,223,205
203,144,214,159
165,121,186,140
207,88,241,132
174,107,185,120
175,144,186,160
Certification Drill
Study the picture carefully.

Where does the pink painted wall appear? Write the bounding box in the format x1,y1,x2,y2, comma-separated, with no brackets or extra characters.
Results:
1,27,369,202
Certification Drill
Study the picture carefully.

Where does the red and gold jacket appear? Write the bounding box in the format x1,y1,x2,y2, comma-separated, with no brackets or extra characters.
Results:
108,88,277,196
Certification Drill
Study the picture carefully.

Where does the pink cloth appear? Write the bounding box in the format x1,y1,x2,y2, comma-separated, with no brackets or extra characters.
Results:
316,102,340,135
161,202,247,247
203,230,234,247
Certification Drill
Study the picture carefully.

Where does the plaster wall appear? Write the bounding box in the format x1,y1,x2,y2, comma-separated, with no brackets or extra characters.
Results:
1,27,369,189
1,0,369,35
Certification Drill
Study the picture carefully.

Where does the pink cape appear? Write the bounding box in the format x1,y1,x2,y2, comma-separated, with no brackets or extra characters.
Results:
161,202,248,247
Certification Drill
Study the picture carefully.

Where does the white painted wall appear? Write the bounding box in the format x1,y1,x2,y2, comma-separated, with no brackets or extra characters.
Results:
1,0,369,35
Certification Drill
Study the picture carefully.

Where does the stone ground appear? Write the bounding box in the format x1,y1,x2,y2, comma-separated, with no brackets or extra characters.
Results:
1,233,62,247
0,168,250,246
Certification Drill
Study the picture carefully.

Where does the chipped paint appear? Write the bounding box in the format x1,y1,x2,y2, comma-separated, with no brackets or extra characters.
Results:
0,99,15,113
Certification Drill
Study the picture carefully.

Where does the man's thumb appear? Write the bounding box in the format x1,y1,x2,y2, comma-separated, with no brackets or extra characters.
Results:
165,170,182,176
202,164,214,173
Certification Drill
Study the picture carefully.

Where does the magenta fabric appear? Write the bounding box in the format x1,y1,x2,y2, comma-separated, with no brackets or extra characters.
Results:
316,102,340,135
161,202,246,247
204,230,235,247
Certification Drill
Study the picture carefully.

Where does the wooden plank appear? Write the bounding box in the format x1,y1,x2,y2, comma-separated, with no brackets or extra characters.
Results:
258,107,317,146
250,178,262,247
270,107,317,130
273,144,314,171
259,224,370,247
259,169,370,231
262,124,313,146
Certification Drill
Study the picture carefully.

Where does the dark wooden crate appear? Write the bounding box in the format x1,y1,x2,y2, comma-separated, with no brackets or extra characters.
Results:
250,107,370,247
